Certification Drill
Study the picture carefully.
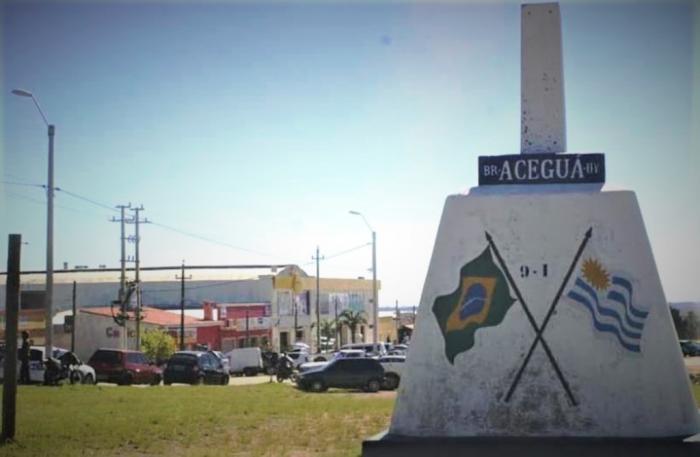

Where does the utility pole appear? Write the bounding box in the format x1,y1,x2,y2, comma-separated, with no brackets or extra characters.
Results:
312,246,324,353
371,230,378,346
395,299,400,344
176,260,191,351
128,205,148,350
10,89,54,380
292,294,298,345
111,203,131,350
334,295,340,351
45,123,55,362
71,281,77,353
245,306,250,348
2,234,21,442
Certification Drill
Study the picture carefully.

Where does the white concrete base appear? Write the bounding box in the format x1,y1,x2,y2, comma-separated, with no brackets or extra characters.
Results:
389,188,700,438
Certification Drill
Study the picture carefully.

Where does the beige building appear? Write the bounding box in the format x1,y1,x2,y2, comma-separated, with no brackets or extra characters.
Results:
271,266,379,351
1,264,379,353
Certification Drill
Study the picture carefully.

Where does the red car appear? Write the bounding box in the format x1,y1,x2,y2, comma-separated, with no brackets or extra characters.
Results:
88,349,162,385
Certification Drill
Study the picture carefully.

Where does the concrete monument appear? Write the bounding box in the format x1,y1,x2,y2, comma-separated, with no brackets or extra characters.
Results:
364,3,700,456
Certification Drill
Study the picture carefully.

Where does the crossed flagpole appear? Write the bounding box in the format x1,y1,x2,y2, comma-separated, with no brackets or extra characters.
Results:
485,227,592,407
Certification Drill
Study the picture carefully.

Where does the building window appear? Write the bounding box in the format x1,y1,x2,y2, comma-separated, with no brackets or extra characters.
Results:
238,338,246,348
250,337,258,347
280,332,289,351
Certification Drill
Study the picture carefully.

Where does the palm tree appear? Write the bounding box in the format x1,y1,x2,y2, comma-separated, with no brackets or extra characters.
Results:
319,319,336,351
339,309,367,344
320,319,336,340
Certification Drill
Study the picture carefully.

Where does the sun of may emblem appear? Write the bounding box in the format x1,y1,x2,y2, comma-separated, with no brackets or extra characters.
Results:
581,258,610,291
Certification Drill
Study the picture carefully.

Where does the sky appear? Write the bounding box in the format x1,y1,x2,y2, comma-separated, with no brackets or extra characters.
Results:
1,0,698,308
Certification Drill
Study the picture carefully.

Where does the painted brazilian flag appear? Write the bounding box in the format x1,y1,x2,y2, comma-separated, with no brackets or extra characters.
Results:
433,246,515,364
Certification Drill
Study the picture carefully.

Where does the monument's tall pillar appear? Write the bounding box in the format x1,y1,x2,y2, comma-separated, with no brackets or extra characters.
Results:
521,3,566,154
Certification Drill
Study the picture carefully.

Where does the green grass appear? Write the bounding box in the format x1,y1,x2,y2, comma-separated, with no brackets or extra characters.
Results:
0,383,394,457
1,383,698,457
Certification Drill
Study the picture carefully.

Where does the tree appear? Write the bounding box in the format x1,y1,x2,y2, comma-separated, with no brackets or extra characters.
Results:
671,307,687,339
686,311,700,340
318,319,337,351
142,329,177,364
320,319,336,340
339,309,367,343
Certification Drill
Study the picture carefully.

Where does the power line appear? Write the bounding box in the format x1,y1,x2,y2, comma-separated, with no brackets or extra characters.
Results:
145,280,241,293
302,242,370,266
1,180,43,188
5,183,283,262
39,186,277,257
149,221,274,258
4,190,45,206
326,242,371,260
4,190,108,218
56,188,119,213
53,188,275,258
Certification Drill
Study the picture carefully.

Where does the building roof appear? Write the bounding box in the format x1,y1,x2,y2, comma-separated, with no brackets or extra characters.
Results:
218,302,270,308
80,306,202,327
3,267,283,285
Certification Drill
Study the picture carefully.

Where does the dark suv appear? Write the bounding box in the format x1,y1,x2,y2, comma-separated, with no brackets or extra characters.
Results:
163,351,230,386
297,358,384,393
681,341,700,357
88,349,162,385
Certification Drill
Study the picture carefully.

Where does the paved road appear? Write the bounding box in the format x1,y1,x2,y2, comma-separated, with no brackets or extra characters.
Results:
685,356,700,374
97,374,276,387
229,375,277,386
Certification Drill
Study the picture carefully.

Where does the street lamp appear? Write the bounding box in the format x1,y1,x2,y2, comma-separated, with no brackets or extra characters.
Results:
349,210,378,346
12,88,55,359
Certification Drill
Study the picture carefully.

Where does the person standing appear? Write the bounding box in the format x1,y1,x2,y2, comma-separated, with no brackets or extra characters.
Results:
19,331,30,384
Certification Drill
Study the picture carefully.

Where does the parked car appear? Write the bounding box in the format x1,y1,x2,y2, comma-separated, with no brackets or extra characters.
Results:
88,349,162,385
292,342,311,352
296,357,384,393
339,342,388,358
298,349,366,373
163,351,230,385
0,346,95,385
378,355,405,390
387,344,408,356
226,347,263,376
210,351,230,374
286,349,310,368
680,340,700,357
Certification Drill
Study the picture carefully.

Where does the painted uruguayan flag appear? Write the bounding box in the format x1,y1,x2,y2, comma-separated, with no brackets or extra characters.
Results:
566,259,649,353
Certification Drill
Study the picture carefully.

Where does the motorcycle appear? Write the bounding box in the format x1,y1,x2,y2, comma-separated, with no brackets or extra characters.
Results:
43,356,69,386
275,356,297,383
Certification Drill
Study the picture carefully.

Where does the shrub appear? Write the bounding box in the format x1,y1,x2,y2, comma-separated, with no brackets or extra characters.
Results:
141,329,177,364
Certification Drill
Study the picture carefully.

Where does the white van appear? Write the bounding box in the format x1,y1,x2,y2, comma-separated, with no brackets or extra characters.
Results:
226,347,263,376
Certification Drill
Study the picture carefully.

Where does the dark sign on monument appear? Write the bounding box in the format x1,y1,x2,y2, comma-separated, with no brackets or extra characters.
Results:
479,153,605,186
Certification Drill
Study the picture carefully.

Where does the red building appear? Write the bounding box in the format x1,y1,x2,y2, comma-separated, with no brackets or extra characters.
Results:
197,301,272,352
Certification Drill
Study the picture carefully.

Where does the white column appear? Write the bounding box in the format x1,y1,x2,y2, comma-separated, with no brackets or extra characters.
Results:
521,3,566,154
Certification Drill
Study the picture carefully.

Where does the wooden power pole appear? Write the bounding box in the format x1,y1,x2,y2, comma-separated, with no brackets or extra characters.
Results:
176,261,191,350
2,234,22,442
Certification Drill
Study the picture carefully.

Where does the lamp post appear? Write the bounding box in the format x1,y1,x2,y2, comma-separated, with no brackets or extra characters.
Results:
12,89,54,359
349,210,378,346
